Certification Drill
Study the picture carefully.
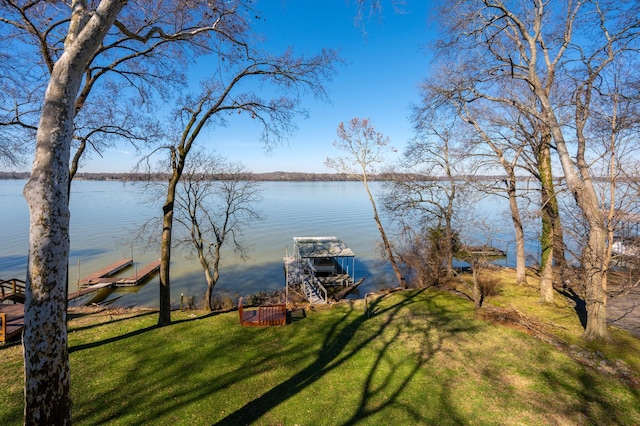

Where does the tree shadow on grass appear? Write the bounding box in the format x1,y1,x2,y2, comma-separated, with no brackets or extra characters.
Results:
65,288,640,425
214,289,479,425
68,310,221,353
558,287,587,329
67,310,158,333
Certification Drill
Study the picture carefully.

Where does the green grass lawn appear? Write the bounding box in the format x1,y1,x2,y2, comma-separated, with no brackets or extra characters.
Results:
1,285,640,425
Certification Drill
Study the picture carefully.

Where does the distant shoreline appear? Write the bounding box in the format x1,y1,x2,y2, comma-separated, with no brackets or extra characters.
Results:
0,171,516,182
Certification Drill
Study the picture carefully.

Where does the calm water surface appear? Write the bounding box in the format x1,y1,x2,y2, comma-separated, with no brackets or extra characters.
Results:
1,180,403,307
0,179,538,308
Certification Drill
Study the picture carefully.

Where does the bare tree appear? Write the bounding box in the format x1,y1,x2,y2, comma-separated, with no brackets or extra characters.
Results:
419,65,554,294
0,0,219,182
150,48,336,325
457,217,502,309
326,118,405,289
585,59,640,295
384,115,464,282
173,151,262,311
8,0,322,420
432,0,640,341
20,2,127,422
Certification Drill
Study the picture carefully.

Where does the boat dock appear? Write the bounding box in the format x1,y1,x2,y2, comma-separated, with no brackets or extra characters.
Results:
1,259,160,343
77,259,161,287
67,282,113,301
77,258,133,285
285,237,363,304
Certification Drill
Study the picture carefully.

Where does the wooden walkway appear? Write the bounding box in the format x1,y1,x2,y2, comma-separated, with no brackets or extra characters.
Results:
77,258,133,286
78,259,160,287
0,259,160,343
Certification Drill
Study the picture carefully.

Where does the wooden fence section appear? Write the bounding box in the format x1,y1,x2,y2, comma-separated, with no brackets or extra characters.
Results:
0,279,26,303
238,297,287,327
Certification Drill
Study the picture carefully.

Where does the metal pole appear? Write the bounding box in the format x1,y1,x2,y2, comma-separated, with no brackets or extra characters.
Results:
353,257,356,283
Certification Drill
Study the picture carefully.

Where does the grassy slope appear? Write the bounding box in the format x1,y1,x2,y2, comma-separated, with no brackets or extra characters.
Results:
1,277,639,425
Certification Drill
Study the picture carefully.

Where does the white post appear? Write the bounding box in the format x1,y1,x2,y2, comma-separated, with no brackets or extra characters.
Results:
352,257,356,284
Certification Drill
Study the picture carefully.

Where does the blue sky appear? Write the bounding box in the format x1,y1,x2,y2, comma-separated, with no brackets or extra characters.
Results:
84,1,436,174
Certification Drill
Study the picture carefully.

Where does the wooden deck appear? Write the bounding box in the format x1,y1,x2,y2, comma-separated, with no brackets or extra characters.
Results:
238,297,287,327
0,304,24,343
0,279,26,303
78,258,133,285
113,260,161,287
0,259,160,342
67,282,113,301
78,259,160,287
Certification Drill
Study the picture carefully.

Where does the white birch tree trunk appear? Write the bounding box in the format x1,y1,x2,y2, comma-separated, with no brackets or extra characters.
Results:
22,1,126,422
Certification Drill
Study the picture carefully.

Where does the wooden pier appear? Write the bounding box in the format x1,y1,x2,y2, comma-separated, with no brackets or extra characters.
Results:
77,258,133,285
1,259,159,343
78,259,161,287
67,282,113,301
460,245,506,258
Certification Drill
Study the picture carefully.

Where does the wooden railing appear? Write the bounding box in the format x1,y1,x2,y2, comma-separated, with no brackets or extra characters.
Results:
0,278,26,302
305,277,328,304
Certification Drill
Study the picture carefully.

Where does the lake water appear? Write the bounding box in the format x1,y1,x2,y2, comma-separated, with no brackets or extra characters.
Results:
0,179,538,308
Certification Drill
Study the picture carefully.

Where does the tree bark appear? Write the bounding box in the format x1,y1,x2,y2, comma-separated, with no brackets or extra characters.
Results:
472,258,481,309
538,137,556,303
22,0,126,422
542,95,611,341
202,244,220,311
506,176,528,286
159,172,180,326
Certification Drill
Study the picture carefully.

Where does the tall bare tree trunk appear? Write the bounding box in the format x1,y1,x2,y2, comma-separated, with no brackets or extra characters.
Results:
444,214,455,278
159,171,180,326
22,1,126,422
202,244,221,311
543,98,611,341
538,136,556,303
23,91,74,423
506,176,528,286
363,176,405,289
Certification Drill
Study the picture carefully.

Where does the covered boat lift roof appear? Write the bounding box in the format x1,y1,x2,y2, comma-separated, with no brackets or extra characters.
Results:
293,237,355,259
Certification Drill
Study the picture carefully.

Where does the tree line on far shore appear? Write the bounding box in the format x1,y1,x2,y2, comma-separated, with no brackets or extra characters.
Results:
0,170,581,182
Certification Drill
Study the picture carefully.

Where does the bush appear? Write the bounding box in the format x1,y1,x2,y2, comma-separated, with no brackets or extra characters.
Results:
397,226,460,289
478,275,501,299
